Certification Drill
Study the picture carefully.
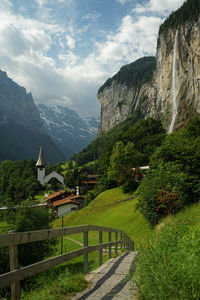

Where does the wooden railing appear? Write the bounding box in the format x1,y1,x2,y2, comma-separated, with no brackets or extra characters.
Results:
0,225,134,300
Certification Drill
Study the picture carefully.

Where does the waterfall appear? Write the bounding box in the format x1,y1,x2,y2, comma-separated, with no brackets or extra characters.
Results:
169,30,179,133
159,74,164,112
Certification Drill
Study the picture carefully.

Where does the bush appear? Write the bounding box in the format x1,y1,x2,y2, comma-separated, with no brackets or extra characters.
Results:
138,118,200,226
138,162,187,226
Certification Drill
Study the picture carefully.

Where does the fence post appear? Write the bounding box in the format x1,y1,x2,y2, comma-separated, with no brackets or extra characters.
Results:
84,231,88,274
108,232,111,259
9,231,20,300
132,241,134,251
115,232,118,256
99,231,103,266
120,233,123,249
123,233,126,249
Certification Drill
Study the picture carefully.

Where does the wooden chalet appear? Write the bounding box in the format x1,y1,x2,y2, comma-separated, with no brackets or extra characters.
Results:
80,174,98,193
46,190,71,207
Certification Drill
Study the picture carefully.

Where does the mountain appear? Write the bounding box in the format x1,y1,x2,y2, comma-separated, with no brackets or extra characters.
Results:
98,0,200,135
38,104,99,159
0,70,65,163
97,57,155,135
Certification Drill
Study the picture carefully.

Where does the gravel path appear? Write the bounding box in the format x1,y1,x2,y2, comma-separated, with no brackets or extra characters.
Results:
71,252,137,300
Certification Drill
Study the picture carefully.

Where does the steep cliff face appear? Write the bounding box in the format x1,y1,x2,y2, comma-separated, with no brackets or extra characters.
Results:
148,20,200,132
97,57,155,135
98,14,200,135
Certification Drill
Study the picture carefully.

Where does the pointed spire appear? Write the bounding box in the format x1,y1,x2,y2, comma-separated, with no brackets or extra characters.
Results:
36,146,46,167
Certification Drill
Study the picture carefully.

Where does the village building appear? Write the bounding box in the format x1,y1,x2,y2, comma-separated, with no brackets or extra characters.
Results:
80,174,98,194
132,166,149,181
45,189,85,217
53,198,80,217
46,190,71,207
36,146,64,187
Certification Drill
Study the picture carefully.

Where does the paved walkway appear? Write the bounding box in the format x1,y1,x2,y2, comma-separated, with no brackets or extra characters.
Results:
71,252,137,300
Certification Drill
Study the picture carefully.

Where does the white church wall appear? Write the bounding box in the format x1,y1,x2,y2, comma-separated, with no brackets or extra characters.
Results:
37,168,45,185
44,171,64,185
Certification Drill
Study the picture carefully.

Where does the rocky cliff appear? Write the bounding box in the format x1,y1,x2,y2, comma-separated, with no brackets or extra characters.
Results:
98,1,200,135
97,57,155,135
148,21,200,132
0,70,65,162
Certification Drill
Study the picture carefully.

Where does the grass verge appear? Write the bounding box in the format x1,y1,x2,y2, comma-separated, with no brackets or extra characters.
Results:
134,202,200,300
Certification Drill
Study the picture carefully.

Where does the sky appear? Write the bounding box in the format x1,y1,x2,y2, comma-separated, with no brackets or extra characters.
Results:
0,0,185,118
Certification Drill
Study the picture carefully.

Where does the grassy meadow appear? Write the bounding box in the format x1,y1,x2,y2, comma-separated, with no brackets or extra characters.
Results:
14,187,150,300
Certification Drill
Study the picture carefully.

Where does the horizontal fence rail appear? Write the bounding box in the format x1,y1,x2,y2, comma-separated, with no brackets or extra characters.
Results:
0,225,134,300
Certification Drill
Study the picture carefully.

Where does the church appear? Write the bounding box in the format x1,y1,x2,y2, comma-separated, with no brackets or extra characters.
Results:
36,146,64,187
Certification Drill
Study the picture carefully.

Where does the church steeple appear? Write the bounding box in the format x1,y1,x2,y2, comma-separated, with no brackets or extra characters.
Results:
36,146,46,185
36,146,46,167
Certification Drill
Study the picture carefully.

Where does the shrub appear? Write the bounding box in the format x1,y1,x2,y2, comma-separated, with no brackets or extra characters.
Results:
138,162,187,226
138,118,200,226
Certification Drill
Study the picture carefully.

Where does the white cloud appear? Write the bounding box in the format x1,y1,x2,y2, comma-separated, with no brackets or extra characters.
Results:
0,0,186,118
58,51,79,66
66,35,75,49
133,0,185,16
116,0,131,4
35,0,72,6
82,13,101,22
0,0,13,10
95,15,162,66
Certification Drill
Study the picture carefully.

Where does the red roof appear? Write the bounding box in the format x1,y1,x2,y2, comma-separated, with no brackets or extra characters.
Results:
46,190,67,201
83,181,98,184
53,198,80,207
69,194,84,200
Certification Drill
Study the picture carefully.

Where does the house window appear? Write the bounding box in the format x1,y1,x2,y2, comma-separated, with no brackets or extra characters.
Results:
71,207,77,211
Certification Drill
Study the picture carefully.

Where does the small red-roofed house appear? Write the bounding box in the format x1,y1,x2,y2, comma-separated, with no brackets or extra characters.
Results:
46,192,85,217
46,190,71,207
53,198,80,217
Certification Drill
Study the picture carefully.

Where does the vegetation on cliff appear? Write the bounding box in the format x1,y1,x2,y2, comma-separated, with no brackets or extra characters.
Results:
159,0,200,35
98,56,155,94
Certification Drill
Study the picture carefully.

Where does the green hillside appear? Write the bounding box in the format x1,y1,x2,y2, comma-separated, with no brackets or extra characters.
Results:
53,187,152,250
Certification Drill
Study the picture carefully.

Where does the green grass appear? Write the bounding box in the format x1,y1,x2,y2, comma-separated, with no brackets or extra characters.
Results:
53,187,152,250
3,187,152,300
21,266,88,300
135,202,200,300
34,191,46,203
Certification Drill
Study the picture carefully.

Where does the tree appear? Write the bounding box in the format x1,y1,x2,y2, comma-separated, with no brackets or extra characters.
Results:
138,117,200,226
6,203,56,267
107,141,126,186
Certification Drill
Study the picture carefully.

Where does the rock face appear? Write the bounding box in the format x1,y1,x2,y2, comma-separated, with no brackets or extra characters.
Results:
0,70,65,163
97,57,155,135
38,104,99,159
98,18,200,135
148,21,200,132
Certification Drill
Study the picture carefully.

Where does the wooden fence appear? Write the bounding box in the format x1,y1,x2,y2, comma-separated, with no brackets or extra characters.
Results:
0,224,134,300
